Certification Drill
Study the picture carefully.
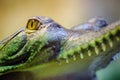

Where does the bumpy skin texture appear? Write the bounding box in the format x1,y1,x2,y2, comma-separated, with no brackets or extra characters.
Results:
72,16,108,31
0,16,120,80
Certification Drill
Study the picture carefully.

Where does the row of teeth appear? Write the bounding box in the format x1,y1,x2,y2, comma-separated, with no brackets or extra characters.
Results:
58,27,120,63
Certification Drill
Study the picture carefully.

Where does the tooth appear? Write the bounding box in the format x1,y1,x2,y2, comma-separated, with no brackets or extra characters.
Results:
95,47,99,55
66,58,69,63
88,50,91,56
80,53,84,59
108,39,113,47
109,40,113,47
101,43,106,51
73,55,76,61
115,29,120,41
116,36,120,41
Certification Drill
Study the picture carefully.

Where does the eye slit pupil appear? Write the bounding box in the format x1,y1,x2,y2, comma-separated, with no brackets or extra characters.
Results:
26,19,41,30
31,21,34,28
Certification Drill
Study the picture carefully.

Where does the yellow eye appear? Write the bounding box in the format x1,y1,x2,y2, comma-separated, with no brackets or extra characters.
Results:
26,19,40,30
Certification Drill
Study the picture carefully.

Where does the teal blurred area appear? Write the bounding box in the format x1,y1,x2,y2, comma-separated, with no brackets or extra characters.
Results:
0,0,120,40
97,53,120,80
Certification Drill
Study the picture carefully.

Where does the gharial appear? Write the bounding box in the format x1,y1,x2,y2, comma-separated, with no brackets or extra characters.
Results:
0,16,120,80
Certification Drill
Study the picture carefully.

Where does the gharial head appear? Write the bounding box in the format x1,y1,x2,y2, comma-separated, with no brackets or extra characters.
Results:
0,16,69,73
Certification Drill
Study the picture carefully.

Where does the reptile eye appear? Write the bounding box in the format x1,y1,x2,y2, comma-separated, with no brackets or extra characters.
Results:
26,19,40,30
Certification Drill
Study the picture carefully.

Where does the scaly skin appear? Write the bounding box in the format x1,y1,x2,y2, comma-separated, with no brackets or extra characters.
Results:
0,16,120,80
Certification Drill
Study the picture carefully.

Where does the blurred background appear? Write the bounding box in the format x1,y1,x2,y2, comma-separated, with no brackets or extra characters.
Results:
0,0,120,40
0,0,120,80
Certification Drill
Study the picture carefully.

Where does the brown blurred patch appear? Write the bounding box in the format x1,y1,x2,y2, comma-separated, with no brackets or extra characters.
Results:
0,0,120,40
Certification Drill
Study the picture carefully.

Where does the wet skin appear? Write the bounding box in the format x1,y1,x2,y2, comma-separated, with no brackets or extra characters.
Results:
0,16,120,80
